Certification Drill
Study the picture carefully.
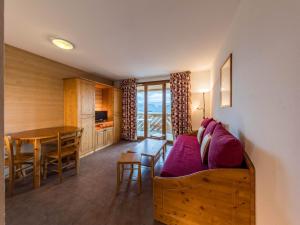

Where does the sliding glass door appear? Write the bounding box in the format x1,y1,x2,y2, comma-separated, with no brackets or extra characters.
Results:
166,83,172,141
147,84,163,137
137,85,145,137
137,81,173,141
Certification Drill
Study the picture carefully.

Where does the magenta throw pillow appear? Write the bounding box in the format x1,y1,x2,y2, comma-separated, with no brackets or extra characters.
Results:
201,118,213,128
203,120,218,137
208,124,244,169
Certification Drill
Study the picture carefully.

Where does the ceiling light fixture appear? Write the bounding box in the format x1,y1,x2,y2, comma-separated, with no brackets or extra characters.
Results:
51,38,74,50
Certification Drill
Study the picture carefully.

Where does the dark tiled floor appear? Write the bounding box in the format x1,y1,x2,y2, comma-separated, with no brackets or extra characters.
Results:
6,141,171,225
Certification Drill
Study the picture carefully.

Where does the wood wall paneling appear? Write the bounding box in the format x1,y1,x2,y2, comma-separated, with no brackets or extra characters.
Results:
5,46,64,133
95,87,113,121
113,88,122,143
101,88,114,121
95,88,103,111
113,88,122,116
4,45,112,133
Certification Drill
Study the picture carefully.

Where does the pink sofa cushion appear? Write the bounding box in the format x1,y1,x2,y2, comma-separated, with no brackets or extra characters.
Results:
201,121,222,165
208,124,244,169
203,120,218,137
160,135,207,177
201,118,213,128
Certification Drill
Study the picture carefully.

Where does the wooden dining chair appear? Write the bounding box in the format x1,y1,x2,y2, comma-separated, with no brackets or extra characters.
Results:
4,136,34,196
43,128,83,183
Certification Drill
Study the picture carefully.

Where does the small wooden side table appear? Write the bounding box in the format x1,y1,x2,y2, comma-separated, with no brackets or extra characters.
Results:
129,138,167,178
116,152,142,194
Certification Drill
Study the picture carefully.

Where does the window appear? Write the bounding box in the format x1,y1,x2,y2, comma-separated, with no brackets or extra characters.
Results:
137,81,173,141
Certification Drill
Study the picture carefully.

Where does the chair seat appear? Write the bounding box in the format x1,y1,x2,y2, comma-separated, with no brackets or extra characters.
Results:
46,147,77,159
14,153,34,164
5,153,34,166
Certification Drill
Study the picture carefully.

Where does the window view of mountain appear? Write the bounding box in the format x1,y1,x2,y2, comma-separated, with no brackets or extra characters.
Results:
137,90,171,113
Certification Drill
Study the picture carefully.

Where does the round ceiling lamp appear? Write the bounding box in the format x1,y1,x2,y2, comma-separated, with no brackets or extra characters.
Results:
51,38,74,50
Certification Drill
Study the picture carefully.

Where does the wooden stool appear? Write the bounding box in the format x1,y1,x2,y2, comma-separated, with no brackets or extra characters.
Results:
116,152,142,194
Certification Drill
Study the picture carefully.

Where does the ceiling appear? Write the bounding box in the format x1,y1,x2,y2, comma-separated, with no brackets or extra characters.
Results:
5,0,240,80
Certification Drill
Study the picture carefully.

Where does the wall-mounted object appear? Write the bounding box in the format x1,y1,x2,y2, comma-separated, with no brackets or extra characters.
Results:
220,53,232,107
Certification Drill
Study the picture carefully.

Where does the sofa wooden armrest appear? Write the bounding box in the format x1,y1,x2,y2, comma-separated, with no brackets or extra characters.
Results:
153,152,255,225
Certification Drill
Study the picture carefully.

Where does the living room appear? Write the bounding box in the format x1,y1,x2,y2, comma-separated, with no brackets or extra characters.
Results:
0,0,299,225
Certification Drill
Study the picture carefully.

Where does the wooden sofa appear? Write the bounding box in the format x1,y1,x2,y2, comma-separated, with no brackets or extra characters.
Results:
153,152,255,225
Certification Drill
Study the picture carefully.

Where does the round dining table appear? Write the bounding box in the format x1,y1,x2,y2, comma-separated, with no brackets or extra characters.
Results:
8,126,79,188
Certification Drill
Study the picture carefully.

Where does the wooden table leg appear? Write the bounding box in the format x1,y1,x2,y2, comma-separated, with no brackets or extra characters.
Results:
151,157,155,178
116,163,120,193
162,145,166,161
138,163,142,194
7,148,14,196
129,164,134,179
15,140,22,178
33,139,41,188
75,149,80,175
121,164,124,182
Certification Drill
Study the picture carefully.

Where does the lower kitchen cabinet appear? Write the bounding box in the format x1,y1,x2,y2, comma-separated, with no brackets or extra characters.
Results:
95,127,114,150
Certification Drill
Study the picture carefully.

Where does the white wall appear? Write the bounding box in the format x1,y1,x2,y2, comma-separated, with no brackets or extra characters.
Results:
191,70,211,130
211,0,300,224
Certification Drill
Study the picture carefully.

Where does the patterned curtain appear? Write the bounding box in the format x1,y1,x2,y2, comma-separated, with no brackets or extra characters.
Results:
170,71,192,138
120,78,137,141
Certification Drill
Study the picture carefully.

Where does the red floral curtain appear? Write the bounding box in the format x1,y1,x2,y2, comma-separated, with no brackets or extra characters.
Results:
120,78,137,141
170,71,192,138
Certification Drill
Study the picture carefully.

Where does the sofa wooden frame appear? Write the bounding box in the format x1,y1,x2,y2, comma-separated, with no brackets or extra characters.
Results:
153,152,255,225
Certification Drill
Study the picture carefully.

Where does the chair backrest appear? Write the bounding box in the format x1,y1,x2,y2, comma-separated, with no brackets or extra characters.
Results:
57,128,83,156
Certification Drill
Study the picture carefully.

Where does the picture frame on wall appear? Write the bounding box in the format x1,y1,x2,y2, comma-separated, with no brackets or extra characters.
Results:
220,53,232,107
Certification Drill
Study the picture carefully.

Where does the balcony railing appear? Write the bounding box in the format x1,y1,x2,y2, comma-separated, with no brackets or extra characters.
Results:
137,112,173,140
